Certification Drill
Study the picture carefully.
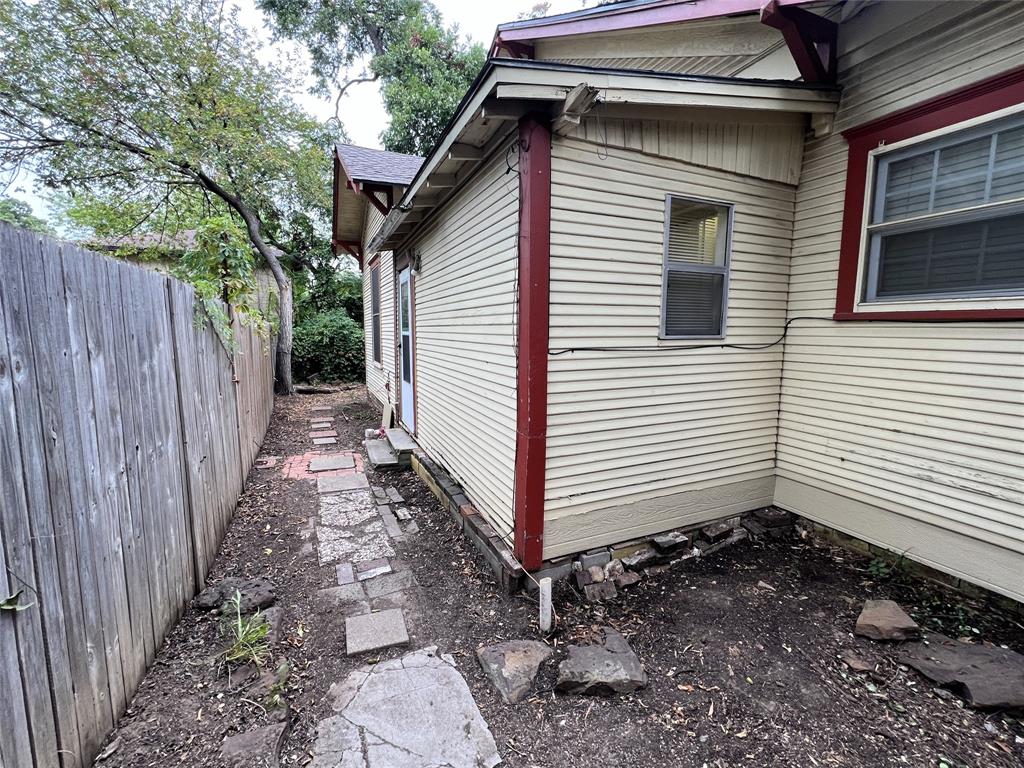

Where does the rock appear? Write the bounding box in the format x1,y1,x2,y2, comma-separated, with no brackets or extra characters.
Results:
621,547,660,571
614,571,641,589
574,570,593,589
476,640,552,704
259,607,283,644
701,521,733,543
587,565,605,583
752,507,793,529
220,722,288,768
854,599,920,641
219,578,276,616
652,530,690,554
195,577,245,610
604,559,624,579
900,633,1024,710
556,628,647,696
584,581,617,602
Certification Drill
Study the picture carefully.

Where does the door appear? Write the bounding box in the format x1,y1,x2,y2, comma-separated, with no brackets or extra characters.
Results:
398,266,415,433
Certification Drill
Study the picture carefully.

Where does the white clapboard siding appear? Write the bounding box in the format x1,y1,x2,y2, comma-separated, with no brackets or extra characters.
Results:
544,136,796,557
363,249,396,410
775,0,1024,601
405,147,520,538
565,113,806,185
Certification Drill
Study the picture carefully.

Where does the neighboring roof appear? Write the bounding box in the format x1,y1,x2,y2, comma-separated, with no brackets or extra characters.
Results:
88,229,198,253
335,143,424,186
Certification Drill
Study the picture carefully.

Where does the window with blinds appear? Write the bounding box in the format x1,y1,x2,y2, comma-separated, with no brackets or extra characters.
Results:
661,197,731,338
370,265,382,363
865,114,1024,301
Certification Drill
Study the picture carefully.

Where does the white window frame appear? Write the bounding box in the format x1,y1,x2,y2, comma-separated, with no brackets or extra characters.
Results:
369,263,382,365
853,102,1024,314
659,194,734,341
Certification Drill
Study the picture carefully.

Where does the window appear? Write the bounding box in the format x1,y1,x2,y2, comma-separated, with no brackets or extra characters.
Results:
370,264,382,363
661,196,732,338
864,114,1024,302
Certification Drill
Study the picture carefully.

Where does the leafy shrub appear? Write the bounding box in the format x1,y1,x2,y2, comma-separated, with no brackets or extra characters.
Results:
292,309,364,383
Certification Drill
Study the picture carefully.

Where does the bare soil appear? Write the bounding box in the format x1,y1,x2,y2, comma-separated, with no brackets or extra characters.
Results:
96,387,1024,767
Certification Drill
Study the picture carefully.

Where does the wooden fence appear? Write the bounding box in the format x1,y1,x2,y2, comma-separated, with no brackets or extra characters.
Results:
0,224,276,768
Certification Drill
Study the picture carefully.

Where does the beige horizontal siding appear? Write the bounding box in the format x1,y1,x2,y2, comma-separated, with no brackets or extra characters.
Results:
565,113,806,185
544,136,796,557
774,0,1024,601
363,249,396,410
405,146,519,538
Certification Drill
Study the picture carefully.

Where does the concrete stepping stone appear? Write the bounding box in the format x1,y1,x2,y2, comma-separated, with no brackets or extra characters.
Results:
345,608,409,655
309,454,356,472
318,473,369,494
310,429,338,439
313,437,337,446
363,570,415,599
356,558,392,581
310,421,332,430
311,405,332,413
336,563,355,585
386,486,404,503
220,722,288,767
314,646,500,767
556,628,647,695
477,640,552,704
365,438,400,468
378,505,403,538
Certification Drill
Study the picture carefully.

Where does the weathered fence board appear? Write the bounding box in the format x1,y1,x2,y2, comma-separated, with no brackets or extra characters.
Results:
0,224,275,768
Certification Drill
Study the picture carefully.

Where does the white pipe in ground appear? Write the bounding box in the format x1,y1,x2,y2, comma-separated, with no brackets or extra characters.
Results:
538,577,553,633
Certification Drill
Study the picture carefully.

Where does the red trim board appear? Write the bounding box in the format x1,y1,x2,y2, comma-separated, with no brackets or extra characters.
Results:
513,115,551,571
834,65,1024,322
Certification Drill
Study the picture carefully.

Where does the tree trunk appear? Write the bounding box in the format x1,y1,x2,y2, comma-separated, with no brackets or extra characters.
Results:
274,271,294,394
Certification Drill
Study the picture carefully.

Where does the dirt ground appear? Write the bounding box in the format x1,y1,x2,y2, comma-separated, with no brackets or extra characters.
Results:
96,387,1024,767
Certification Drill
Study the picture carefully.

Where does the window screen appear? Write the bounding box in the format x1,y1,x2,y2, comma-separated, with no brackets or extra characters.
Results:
865,115,1024,301
370,265,382,363
661,197,731,338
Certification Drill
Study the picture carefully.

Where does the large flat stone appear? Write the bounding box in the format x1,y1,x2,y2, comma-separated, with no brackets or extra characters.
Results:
221,722,288,767
312,647,500,768
311,429,339,439
318,474,369,494
901,632,1024,710
477,640,552,704
310,454,356,472
556,628,647,696
319,490,377,527
365,439,399,468
345,608,409,655
363,570,415,599
855,599,921,641
313,437,337,446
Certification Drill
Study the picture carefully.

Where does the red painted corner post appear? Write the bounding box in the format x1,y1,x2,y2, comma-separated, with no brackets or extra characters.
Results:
513,114,551,571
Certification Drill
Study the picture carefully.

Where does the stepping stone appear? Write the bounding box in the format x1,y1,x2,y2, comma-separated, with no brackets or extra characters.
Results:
855,599,921,641
395,506,412,521
313,437,337,446
363,569,415,599
314,647,500,768
384,427,417,454
311,405,332,413
365,438,400,468
378,506,403,538
386,486,404,503
345,608,409,655
310,420,332,430
309,454,355,472
318,474,369,494
336,563,356,585
310,429,338,439
900,632,1024,710
477,640,552,704
556,628,647,695
357,560,392,581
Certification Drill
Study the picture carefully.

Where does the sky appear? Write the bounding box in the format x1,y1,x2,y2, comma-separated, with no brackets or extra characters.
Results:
3,0,593,221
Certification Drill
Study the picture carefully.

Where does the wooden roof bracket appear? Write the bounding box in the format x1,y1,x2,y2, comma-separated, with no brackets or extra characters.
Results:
333,239,364,269
760,0,837,85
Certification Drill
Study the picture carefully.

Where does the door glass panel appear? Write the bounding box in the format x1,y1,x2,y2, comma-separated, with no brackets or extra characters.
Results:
400,280,410,332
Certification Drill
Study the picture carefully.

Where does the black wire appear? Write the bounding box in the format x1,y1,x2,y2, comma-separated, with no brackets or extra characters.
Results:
548,315,834,355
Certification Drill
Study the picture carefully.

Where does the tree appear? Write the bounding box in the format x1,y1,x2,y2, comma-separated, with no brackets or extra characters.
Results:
0,194,52,233
259,0,485,156
0,0,334,393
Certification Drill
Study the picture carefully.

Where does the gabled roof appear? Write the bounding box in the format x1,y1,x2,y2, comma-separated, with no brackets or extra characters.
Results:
336,143,424,186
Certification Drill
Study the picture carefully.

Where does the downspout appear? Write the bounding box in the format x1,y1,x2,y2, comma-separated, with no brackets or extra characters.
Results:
513,114,551,571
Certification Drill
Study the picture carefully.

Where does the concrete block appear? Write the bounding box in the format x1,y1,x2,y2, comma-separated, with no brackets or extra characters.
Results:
578,549,611,571
345,608,409,655
318,474,369,494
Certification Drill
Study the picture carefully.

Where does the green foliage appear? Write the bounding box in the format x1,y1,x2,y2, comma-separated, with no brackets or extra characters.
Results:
292,309,365,383
866,558,896,580
258,0,484,155
0,0,332,260
173,216,268,349
296,268,363,326
221,591,271,668
0,195,51,233
0,589,33,612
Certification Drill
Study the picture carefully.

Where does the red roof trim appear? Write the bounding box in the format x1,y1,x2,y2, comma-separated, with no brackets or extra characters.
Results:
513,115,551,571
835,65,1024,321
496,0,809,43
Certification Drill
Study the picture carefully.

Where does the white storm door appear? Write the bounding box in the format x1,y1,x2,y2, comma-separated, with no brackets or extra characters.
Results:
398,266,415,433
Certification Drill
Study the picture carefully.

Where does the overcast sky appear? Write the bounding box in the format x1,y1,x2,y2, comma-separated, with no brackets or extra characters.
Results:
3,0,592,221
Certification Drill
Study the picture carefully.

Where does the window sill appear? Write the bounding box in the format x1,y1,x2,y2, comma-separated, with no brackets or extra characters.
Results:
834,308,1024,322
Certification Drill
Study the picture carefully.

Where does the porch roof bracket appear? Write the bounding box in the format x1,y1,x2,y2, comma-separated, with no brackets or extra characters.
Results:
333,239,363,269
760,0,837,85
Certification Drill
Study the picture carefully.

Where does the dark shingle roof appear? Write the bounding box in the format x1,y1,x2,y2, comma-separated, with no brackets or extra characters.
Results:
336,143,424,186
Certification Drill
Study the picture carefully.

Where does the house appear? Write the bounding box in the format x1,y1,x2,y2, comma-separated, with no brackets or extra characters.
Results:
332,0,1024,603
